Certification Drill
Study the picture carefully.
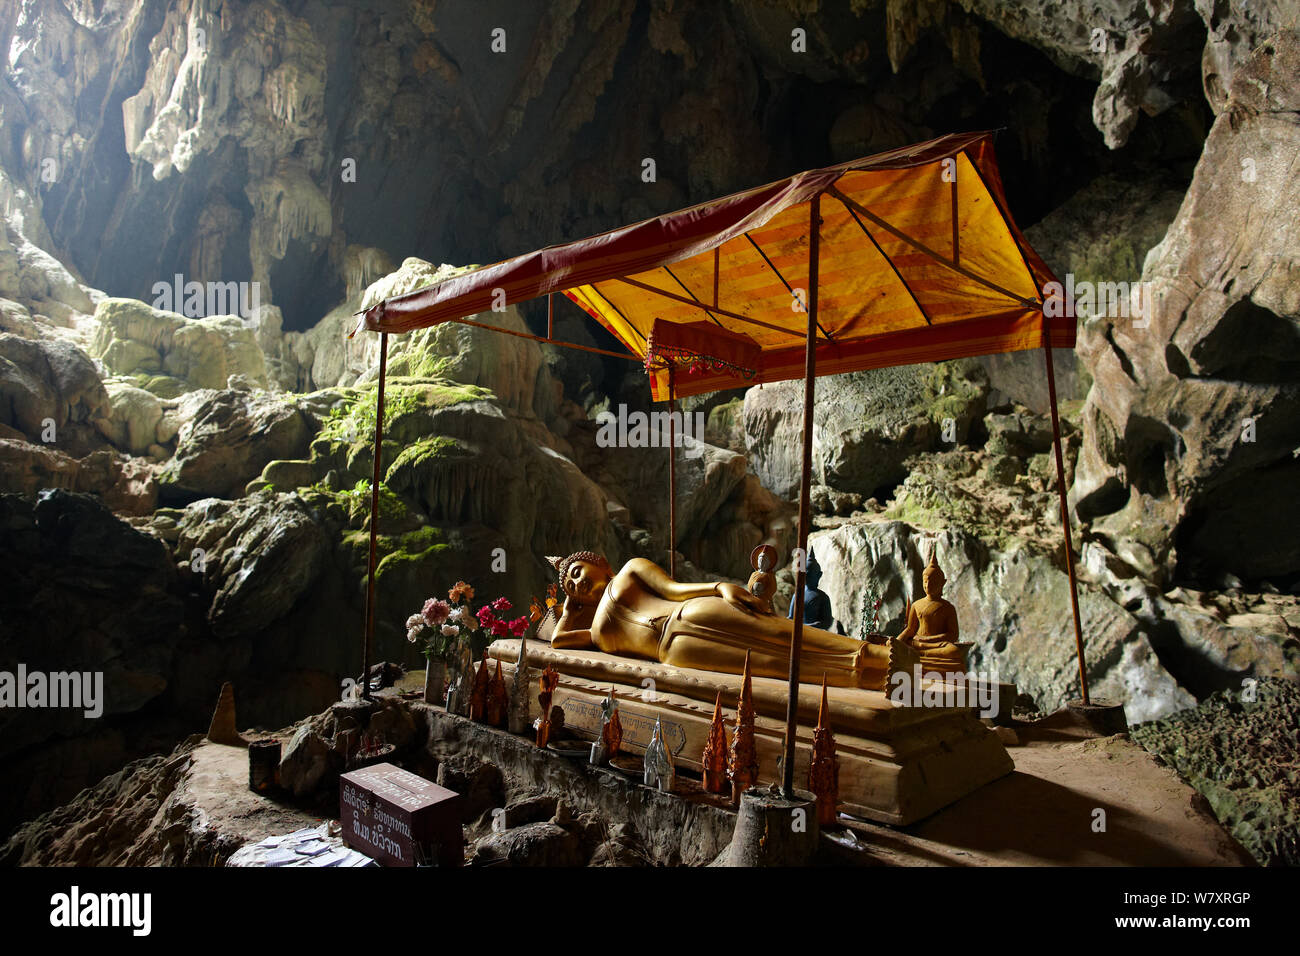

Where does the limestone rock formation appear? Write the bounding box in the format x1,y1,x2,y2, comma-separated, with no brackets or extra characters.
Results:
0,490,185,833
1071,32,1300,588
0,439,158,514
744,359,988,501
159,388,312,501
813,520,1195,722
0,332,109,450
90,298,269,393
173,490,330,640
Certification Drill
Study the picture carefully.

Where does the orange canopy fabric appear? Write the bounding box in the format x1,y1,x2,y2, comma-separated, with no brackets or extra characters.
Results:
356,131,1066,400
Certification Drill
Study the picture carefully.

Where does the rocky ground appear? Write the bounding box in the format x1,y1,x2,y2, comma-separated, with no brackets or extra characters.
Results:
1132,677,1300,867
1,688,1263,868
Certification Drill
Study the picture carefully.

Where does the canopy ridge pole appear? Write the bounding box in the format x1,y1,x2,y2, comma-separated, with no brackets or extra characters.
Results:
1043,322,1089,705
668,365,677,579
782,192,821,798
547,292,553,341
742,233,836,342
835,194,933,326
951,162,960,268
661,265,725,328
362,331,389,702
589,285,649,345
826,185,1040,310
713,246,720,311
613,275,812,341
448,316,641,361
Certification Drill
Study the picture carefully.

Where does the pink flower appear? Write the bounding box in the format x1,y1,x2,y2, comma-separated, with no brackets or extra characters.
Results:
489,619,509,637
441,624,459,637
423,599,451,626
509,616,529,637
477,605,496,627
491,596,512,613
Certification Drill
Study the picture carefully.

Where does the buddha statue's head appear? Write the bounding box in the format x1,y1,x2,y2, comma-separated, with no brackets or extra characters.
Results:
922,551,946,599
550,551,613,605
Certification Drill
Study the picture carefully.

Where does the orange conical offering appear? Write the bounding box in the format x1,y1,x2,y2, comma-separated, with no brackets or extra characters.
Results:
728,651,758,805
701,689,730,795
470,652,491,722
808,674,840,826
486,659,508,727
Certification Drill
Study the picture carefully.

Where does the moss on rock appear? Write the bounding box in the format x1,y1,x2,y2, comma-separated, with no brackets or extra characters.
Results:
1132,678,1300,866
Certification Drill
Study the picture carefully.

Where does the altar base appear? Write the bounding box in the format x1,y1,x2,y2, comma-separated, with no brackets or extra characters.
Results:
488,639,1013,825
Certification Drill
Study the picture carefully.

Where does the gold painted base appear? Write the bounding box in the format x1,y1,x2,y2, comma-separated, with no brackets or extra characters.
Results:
489,640,1013,825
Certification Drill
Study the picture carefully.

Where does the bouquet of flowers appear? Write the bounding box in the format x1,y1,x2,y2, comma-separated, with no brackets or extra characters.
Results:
406,580,530,663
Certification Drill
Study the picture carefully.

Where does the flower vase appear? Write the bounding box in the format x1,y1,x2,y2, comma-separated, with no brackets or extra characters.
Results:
424,660,446,706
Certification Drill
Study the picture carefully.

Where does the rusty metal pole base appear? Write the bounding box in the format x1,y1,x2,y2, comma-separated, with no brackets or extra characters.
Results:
717,787,820,867
1066,697,1128,736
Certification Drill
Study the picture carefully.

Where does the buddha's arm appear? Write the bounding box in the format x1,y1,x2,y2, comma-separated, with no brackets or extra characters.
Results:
623,558,767,612
899,603,918,641
551,600,595,649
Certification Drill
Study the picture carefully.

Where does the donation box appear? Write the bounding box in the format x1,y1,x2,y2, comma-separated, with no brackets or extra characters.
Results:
339,763,462,867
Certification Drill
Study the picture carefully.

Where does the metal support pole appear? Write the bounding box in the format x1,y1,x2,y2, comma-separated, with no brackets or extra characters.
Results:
1043,333,1089,705
547,292,554,341
668,366,677,579
362,332,389,701
782,193,821,796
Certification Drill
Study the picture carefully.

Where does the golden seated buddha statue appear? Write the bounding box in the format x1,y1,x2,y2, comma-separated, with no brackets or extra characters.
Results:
546,551,913,691
898,552,971,673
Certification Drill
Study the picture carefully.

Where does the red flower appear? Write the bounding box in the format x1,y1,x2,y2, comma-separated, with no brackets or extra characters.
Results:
477,605,496,627
509,616,529,637
491,596,512,613
490,619,510,637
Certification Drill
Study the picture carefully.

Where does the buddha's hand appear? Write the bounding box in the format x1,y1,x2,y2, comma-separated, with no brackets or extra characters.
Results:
715,582,767,614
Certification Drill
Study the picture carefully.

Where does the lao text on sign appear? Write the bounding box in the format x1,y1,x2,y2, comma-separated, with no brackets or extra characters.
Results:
339,762,462,867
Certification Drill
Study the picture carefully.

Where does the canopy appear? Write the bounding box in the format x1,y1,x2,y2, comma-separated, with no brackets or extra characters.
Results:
351,131,1093,783
355,130,1067,401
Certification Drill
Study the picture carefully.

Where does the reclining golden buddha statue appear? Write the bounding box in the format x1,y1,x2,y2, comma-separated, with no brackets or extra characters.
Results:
545,551,916,691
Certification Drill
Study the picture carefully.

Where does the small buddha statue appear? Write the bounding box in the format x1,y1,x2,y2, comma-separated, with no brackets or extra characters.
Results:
898,551,969,673
788,547,833,631
746,544,778,614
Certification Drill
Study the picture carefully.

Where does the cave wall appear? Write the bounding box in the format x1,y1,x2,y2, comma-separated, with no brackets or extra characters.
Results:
3,0,1209,333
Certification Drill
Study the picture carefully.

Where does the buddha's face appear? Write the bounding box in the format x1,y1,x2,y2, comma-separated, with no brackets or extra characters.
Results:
565,559,611,604
923,568,946,599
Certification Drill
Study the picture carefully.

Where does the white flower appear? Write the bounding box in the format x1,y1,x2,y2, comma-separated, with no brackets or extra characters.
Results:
406,613,425,629
441,624,459,637
449,607,463,621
